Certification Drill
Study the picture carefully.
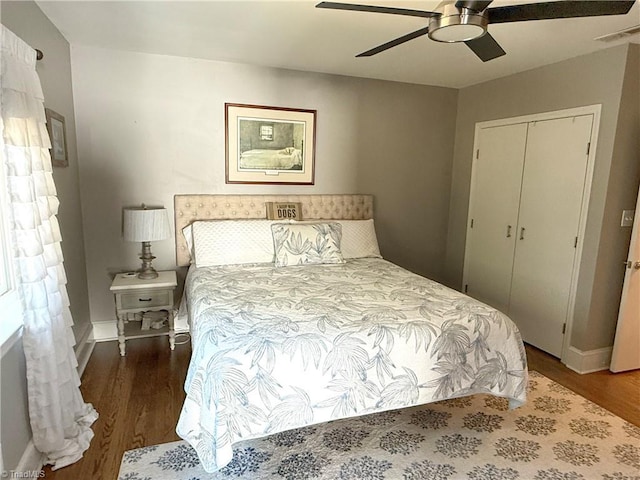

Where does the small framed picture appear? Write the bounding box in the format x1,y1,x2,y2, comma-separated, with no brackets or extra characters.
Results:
225,103,316,185
45,108,68,167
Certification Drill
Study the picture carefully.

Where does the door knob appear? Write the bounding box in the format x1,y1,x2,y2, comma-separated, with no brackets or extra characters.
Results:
623,261,640,269
635,262,640,270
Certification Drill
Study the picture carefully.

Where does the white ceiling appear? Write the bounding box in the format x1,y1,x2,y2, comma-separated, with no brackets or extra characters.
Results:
35,0,640,88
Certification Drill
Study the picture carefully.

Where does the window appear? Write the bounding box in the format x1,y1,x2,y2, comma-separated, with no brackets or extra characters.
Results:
0,214,10,296
259,124,274,141
0,148,23,347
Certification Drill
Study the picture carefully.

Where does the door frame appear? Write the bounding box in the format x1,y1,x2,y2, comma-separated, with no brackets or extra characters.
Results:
464,104,602,363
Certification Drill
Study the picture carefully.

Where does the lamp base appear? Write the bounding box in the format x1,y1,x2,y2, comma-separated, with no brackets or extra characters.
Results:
137,241,159,279
137,268,159,280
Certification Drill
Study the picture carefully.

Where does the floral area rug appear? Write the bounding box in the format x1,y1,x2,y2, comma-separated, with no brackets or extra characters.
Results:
118,371,639,480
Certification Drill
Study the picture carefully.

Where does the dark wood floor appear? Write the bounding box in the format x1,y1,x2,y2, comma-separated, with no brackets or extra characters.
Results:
42,337,640,480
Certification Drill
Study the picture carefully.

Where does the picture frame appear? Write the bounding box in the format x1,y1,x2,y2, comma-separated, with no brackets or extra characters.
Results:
225,103,316,185
45,108,68,167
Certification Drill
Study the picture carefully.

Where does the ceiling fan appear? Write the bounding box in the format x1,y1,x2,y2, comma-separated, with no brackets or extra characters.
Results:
316,0,636,61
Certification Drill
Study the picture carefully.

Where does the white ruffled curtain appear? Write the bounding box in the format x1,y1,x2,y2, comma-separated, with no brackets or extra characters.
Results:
1,26,98,470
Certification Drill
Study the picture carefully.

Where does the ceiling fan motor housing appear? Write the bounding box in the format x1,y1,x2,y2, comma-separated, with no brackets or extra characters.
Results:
429,3,488,43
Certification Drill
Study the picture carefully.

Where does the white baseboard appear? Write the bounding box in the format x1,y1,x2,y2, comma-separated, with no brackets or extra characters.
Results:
15,440,44,476
76,340,96,377
74,322,95,377
563,346,612,374
91,320,117,342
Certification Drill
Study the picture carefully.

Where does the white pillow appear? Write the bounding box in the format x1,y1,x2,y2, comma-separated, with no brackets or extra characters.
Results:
338,219,382,259
182,224,195,260
271,222,345,267
189,220,278,267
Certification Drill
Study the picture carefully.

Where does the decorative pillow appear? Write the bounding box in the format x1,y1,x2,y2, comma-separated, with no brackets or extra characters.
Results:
288,219,382,259
190,220,278,267
271,222,345,267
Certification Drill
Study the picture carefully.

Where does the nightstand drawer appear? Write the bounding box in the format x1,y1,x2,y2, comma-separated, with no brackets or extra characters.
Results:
119,290,172,309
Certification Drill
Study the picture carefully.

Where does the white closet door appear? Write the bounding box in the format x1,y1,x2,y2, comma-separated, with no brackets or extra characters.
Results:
464,123,528,313
509,115,593,357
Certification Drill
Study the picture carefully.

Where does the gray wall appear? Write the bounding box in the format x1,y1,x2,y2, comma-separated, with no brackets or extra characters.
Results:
445,44,640,352
0,340,31,471
70,46,458,334
355,79,457,281
1,0,90,470
591,45,640,350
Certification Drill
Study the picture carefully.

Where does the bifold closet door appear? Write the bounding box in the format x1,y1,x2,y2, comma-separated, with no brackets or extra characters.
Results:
508,115,593,357
464,123,528,314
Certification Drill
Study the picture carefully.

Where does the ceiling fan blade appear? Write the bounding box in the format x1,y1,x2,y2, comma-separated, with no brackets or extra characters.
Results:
488,1,635,24
315,2,436,18
356,26,430,57
455,1,494,12
465,32,506,62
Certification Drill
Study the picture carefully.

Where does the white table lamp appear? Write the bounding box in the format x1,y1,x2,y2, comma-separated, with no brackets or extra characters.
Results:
123,205,170,279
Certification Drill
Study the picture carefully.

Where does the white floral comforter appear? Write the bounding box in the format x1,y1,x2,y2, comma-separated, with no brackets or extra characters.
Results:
176,258,528,473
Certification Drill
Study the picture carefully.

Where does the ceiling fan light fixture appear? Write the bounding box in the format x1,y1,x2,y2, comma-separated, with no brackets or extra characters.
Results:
428,5,487,43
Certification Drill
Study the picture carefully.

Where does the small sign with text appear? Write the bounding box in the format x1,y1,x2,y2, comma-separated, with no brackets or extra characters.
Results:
266,202,302,220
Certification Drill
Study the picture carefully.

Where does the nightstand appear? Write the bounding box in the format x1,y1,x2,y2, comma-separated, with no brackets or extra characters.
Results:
110,270,177,356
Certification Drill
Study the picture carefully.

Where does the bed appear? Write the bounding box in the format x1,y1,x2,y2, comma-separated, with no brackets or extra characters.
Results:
239,147,303,170
173,194,528,474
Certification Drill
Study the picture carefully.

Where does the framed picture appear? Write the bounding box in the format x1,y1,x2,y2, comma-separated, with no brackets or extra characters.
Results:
225,103,316,184
45,108,68,167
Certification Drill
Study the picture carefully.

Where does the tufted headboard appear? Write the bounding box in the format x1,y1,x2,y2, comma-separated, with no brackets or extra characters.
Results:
174,194,374,266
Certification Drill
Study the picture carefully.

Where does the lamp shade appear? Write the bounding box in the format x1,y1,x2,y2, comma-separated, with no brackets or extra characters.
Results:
123,207,170,242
